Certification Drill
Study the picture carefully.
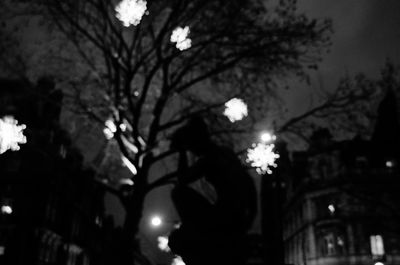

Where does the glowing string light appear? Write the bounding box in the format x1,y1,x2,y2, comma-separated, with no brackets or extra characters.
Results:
0,116,27,154
121,155,138,175
103,119,117,140
170,26,192,51
115,0,147,27
246,143,279,174
223,98,248,122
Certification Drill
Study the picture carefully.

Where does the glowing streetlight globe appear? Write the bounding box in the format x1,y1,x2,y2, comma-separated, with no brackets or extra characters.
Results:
0,116,27,154
223,98,248,122
151,216,162,227
260,132,276,143
115,0,147,27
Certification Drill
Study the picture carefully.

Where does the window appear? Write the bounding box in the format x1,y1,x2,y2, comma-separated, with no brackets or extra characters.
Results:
317,227,346,257
370,235,385,256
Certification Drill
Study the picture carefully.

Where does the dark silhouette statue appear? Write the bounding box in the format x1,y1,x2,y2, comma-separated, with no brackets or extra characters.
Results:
168,117,257,265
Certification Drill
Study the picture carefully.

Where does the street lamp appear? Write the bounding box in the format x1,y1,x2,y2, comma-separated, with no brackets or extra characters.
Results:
150,215,163,227
260,131,276,143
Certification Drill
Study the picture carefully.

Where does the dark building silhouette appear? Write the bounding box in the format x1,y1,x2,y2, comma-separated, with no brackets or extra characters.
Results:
281,90,400,265
0,79,114,265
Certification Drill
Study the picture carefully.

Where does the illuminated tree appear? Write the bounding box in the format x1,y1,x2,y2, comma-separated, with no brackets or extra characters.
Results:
2,0,334,264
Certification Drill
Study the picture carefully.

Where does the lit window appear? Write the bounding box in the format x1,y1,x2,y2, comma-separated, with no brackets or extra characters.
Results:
386,160,394,168
370,235,385,256
1,205,12,215
328,204,335,215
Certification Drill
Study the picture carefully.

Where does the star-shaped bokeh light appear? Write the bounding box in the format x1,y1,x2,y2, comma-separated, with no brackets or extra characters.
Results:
0,116,27,154
170,26,192,51
115,0,147,27
246,143,280,174
223,98,248,122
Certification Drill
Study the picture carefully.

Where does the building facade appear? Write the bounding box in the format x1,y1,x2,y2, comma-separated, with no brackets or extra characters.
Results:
0,78,113,265
282,90,400,265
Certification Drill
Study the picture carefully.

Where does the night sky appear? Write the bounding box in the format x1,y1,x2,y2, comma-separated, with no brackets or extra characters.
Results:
105,0,400,225
102,2,400,263
284,0,400,116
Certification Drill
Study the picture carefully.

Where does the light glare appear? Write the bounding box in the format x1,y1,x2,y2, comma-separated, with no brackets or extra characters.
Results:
115,0,147,27
0,116,27,154
223,98,248,122
260,132,276,143
151,216,162,227
246,143,279,174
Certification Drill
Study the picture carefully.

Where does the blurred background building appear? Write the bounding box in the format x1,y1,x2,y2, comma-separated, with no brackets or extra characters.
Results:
280,89,400,265
0,78,117,265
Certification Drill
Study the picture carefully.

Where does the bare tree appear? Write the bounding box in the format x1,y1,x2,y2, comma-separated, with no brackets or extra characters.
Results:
0,0,341,263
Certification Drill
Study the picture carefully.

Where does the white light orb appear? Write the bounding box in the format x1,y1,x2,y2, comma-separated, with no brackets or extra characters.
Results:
223,98,248,122
115,0,147,27
151,216,162,227
0,116,27,154
375,262,384,265
246,143,280,175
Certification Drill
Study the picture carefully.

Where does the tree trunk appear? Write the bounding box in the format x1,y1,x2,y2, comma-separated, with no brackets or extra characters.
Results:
120,164,152,265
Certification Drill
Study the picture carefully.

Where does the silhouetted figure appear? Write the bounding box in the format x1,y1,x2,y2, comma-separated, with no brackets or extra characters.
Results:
168,117,257,265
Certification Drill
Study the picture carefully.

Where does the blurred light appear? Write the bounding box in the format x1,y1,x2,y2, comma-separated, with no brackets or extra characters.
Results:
122,136,139,153
328,204,335,214
223,98,248,122
386,160,394,168
1,205,12,215
246,143,279,175
170,26,192,51
115,0,147,27
0,116,27,154
370,235,385,256
103,119,117,140
337,236,344,246
151,216,162,227
375,262,384,265
120,123,127,131
172,255,185,265
119,178,134,186
0,246,4,255
157,236,170,252
260,131,276,143
121,155,137,175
